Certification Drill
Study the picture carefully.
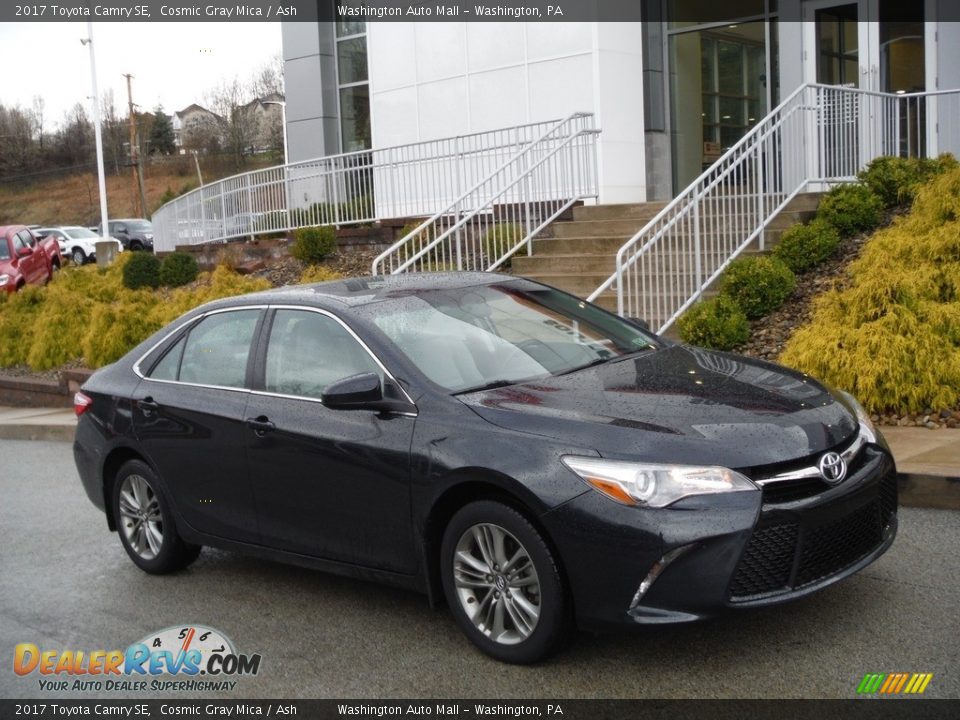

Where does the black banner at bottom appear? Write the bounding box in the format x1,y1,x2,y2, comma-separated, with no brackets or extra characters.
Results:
2,700,960,720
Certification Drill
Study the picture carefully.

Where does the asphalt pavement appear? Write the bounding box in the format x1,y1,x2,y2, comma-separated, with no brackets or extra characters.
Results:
1,439,958,700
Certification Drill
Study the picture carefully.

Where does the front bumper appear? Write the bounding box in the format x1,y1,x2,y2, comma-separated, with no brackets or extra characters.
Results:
541,444,898,629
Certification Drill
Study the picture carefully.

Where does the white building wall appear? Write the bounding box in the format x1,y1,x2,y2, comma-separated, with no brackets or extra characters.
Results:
366,21,646,204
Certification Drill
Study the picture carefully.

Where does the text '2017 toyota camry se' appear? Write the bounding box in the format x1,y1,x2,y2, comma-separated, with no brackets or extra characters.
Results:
73,273,897,663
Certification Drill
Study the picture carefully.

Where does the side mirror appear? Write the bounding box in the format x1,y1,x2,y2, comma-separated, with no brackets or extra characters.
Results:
322,372,415,414
16,246,33,258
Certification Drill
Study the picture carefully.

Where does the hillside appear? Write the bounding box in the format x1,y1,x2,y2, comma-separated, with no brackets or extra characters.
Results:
0,154,277,227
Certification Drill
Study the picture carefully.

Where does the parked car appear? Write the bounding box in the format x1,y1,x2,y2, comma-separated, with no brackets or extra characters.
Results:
0,225,61,293
73,274,897,663
35,227,124,265
98,219,154,252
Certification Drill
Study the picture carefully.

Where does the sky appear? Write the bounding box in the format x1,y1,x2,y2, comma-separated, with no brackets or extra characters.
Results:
0,22,283,126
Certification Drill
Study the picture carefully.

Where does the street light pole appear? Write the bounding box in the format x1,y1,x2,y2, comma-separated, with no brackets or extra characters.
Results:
82,22,109,240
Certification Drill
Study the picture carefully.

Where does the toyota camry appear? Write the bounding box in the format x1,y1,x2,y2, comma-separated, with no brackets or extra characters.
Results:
73,273,897,663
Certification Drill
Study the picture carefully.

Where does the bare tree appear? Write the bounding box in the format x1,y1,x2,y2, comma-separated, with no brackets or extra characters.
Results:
207,77,259,169
31,96,45,152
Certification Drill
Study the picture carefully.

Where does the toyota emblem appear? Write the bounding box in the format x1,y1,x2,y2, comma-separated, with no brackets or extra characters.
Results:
819,452,846,484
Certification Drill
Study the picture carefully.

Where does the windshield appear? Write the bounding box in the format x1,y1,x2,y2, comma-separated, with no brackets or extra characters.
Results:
62,227,98,239
362,281,657,393
127,221,153,232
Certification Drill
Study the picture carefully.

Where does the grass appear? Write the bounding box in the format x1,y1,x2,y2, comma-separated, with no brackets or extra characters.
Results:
0,155,276,227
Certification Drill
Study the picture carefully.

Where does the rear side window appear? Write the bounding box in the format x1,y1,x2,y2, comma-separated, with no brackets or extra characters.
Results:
164,310,260,388
264,309,381,399
0,238,9,260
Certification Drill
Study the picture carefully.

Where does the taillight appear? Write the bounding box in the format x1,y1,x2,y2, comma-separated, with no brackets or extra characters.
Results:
74,391,93,417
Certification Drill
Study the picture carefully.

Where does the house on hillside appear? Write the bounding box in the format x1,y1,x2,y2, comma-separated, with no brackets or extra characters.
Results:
173,104,222,154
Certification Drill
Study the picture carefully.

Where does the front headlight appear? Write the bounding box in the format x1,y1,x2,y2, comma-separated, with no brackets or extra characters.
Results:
840,391,877,443
0,274,9,287
561,456,756,508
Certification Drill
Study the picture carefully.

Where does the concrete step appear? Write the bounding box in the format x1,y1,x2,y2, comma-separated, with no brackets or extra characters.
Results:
552,220,647,239
512,254,616,274
573,202,669,221
532,236,632,254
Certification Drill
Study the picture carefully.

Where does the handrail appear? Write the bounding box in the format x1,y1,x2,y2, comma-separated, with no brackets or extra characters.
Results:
587,83,960,332
372,113,599,275
151,115,598,252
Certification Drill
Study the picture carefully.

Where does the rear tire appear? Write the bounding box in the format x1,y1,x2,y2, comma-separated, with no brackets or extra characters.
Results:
112,459,201,574
440,500,570,664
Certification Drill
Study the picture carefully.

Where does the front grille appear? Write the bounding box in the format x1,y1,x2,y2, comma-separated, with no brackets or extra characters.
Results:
762,478,831,504
728,523,798,598
795,502,882,587
879,472,898,524
730,480,896,601
755,435,870,505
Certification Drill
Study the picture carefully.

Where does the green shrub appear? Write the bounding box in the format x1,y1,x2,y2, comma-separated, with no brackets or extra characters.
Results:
817,183,884,237
482,223,525,268
780,165,960,413
291,225,337,265
677,295,750,350
773,219,842,273
121,252,161,290
720,256,796,319
858,154,959,208
159,252,200,287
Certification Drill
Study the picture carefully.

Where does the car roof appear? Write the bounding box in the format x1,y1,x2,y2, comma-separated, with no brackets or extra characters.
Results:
206,272,515,312
0,225,30,236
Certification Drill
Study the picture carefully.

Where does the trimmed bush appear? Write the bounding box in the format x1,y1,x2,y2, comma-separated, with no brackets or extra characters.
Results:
291,225,337,265
780,165,960,413
122,252,161,290
773,219,842,273
677,295,750,350
817,183,884,237
720,256,796,319
858,154,959,208
159,252,200,288
482,223,525,268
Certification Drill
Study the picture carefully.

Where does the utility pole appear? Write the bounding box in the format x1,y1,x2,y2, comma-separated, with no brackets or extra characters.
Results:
123,73,148,217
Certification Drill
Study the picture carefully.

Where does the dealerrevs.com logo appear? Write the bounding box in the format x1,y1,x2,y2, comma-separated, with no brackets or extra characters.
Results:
13,625,262,693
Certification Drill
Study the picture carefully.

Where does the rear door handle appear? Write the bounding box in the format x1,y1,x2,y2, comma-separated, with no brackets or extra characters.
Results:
246,416,276,436
138,397,160,414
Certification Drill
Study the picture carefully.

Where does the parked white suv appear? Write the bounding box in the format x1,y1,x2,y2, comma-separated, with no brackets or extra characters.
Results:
35,227,124,265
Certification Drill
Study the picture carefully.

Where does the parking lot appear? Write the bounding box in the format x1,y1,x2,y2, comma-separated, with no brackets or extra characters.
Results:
1,438,958,700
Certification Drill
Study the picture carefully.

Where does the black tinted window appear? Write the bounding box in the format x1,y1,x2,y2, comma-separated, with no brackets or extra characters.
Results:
265,310,380,399
177,310,260,388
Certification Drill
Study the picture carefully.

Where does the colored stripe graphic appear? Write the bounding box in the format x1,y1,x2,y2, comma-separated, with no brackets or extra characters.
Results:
858,673,933,695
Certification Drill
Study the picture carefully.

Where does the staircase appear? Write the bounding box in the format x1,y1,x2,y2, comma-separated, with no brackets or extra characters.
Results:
514,193,823,316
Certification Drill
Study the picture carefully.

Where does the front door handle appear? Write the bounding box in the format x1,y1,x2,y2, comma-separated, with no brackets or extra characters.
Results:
246,416,276,436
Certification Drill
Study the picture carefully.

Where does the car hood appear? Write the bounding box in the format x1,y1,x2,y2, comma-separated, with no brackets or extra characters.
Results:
459,345,858,470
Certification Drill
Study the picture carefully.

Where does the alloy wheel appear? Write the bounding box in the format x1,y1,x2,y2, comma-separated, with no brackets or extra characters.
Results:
118,474,164,560
452,523,541,645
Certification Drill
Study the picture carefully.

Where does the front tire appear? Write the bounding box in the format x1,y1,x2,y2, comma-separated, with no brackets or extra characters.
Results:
112,460,201,574
440,500,570,664
71,248,86,265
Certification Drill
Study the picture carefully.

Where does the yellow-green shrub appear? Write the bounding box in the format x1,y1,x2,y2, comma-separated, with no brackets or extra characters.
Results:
0,259,270,371
780,166,960,413
299,265,343,284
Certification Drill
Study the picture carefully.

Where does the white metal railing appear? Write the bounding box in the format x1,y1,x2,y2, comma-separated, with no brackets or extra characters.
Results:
587,84,960,333
372,113,599,275
152,116,599,254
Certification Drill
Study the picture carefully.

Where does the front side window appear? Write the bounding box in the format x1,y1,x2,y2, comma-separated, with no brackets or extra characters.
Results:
264,309,380,399
172,310,260,388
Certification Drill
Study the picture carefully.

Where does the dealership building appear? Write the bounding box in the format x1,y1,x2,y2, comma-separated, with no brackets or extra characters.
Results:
280,1,959,204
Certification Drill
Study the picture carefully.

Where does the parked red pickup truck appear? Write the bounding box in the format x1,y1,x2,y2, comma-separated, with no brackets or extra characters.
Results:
0,225,62,294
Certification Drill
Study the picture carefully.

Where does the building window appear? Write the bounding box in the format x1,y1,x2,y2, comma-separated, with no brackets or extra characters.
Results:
666,1,778,191
335,13,370,152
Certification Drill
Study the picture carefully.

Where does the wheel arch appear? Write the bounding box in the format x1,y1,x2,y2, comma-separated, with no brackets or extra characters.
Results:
420,470,570,613
101,446,152,531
